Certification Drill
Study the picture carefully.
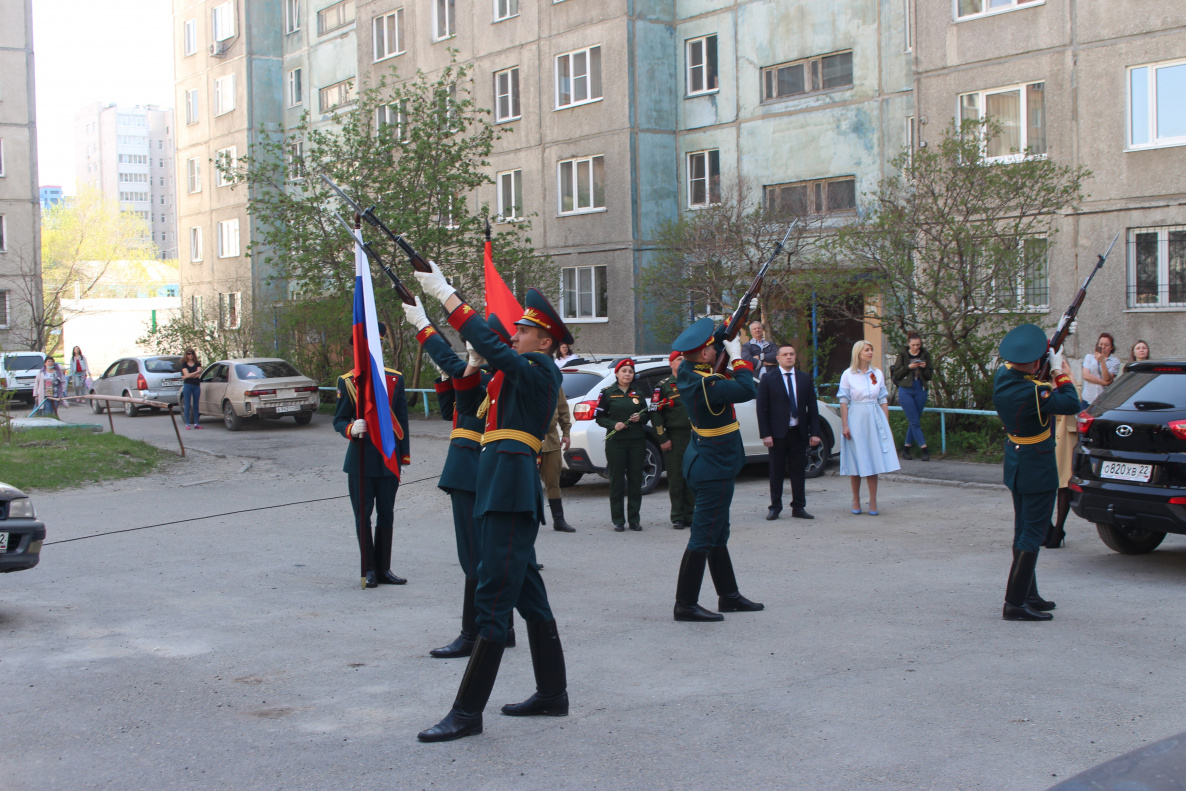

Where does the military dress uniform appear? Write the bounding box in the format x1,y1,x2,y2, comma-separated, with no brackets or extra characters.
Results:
538,387,575,532
671,318,763,622
992,323,1081,621
652,354,695,529
332,367,410,588
416,283,573,743
595,360,650,531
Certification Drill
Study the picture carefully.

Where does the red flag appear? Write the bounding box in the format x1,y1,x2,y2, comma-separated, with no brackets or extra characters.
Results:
483,237,522,328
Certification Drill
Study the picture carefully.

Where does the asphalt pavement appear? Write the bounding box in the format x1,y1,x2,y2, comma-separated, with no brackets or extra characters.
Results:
4,404,1186,790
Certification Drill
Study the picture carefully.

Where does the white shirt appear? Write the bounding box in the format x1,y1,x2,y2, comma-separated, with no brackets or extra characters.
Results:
778,365,799,427
838,367,889,405
1081,353,1120,404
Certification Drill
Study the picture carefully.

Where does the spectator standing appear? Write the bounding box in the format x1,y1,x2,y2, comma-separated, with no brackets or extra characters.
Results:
556,343,581,367
32,356,68,417
539,387,575,532
742,320,778,380
180,349,203,429
1129,339,1151,364
1045,347,1080,548
1081,332,1120,407
890,332,934,461
838,340,900,515
68,346,91,405
757,343,821,521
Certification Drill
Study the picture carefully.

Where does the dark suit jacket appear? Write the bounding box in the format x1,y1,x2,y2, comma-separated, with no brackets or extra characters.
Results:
756,366,820,442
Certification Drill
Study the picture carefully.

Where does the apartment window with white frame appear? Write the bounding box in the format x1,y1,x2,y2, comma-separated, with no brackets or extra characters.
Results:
287,68,303,107
686,35,718,95
561,265,608,320
904,0,912,51
0,291,9,328
373,9,404,61
433,0,455,40
184,18,198,55
497,169,523,221
284,0,300,33
955,0,1040,21
763,50,853,102
318,0,354,34
557,155,605,215
217,219,240,258
969,237,1049,310
687,150,721,208
1129,226,1186,308
959,81,1046,160
191,294,204,327
376,101,408,142
213,74,236,116
319,79,356,112
219,292,241,329
494,0,518,22
494,67,520,122
286,141,305,180
189,227,203,262
212,1,235,41
0,215,6,252
185,89,199,124
214,147,236,187
0,139,5,177
555,46,602,109
1128,59,1186,150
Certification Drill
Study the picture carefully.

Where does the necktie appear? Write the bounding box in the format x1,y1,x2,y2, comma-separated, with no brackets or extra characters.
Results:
785,371,797,423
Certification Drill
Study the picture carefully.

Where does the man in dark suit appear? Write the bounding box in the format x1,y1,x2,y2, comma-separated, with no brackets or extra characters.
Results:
756,343,820,521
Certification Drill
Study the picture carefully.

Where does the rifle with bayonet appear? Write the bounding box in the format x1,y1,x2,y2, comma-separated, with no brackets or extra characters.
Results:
712,221,797,375
331,213,418,305
1036,231,1120,381
321,174,434,274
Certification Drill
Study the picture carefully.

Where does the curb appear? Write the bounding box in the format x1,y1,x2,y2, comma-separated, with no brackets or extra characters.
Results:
827,469,1007,491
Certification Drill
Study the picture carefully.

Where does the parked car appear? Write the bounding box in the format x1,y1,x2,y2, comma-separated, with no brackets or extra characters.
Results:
0,351,47,405
0,482,45,573
90,355,185,416
198,358,320,431
1070,360,1186,554
561,356,841,494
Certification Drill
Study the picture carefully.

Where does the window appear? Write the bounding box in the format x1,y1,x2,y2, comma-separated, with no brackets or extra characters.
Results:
434,0,455,40
184,18,198,56
373,9,404,61
762,50,853,102
1129,226,1186,308
214,74,236,116
318,0,354,34
118,154,149,164
686,35,718,95
561,265,608,320
970,237,1049,310
904,0,912,51
0,215,5,252
959,81,1046,160
0,291,8,327
287,68,302,107
687,150,721,208
212,1,235,41
186,158,201,193
0,139,5,177
214,147,236,187
284,0,300,33
217,219,240,258
319,79,356,112
494,67,520,122
189,227,203,262
494,0,518,21
556,46,602,109
191,294,204,327
119,192,149,202
764,176,857,215
376,101,408,142
1128,59,1186,150
286,141,305,179
557,155,605,214
219,292,241,329
185,89,199,124
956,0,1041,21
497,169,523,221
1018,237,1049,309
118,173,149,183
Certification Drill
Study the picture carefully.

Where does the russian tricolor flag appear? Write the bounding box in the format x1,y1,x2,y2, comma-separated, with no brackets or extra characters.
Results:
352,235,403,478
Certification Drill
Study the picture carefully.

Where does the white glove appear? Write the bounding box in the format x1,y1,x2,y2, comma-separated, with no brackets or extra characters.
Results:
723,335,743,362
350,418,367,437
748,297,758,313
466,342,486,369
402,296,431,331
414,259,457,304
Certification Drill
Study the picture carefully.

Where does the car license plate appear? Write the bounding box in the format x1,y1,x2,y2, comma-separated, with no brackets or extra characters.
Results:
0,532,8,553
162,378,182,387
1100,461,1152,482
276,404,300,414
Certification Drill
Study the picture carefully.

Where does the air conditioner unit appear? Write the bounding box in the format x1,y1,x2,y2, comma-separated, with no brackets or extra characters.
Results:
210,41,229,57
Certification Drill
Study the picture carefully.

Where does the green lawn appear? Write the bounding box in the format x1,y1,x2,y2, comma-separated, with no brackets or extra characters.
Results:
0,428,171,491
886,410,1006,464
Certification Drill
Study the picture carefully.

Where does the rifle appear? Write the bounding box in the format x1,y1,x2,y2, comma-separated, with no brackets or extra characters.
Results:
603,402,661,441
321,173,434,274
1036,231,1120,381
712,221,797,375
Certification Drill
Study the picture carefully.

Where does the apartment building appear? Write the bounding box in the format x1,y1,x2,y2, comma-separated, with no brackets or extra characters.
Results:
913,0,1186,362
0,0,40,350
75,103,178,259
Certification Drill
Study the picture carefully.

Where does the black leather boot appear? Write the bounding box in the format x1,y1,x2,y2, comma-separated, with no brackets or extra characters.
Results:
1003,550,1052,621
431,578,478,658
708,546,764,612
1027,572,1056,611
417,637,505,742
550,499,576,532
363,570,378,588
673,549,723,622
501,620,569,717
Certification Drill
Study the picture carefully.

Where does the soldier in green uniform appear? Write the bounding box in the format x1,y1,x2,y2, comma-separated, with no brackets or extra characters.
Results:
595,358,650,531
992,323,1081,621
652,351,695,529
671,314,763,622
414,262,573,743
331,323,411,589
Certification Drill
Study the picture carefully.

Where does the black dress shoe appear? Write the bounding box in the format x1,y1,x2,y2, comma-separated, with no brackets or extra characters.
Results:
613,524,625,532
379,570,407,585
364,570,378,588
673,602,724,622
1003,602,1053,621
718,593,765,612
672,521,688,530
766,507,780,521
430,634,475,658
791,508,815,520
501,691,568,717
629,523,642,531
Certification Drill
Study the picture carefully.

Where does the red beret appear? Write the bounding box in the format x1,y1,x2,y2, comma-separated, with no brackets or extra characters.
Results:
614,358,636,373
668,351,682,363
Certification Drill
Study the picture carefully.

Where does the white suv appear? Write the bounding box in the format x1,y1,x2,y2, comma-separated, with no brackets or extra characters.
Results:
0,352,47,405
561,356,841,494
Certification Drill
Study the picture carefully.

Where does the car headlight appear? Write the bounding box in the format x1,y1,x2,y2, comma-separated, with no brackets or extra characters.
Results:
8,497,35,519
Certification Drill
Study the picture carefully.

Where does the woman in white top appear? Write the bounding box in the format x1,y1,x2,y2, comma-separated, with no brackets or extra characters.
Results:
1081,331,1120,406
838,340,900,515
555,343,581,368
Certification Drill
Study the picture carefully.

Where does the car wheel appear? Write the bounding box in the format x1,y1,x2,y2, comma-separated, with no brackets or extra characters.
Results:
559,469,584,488
640,441,664,495
804,434,833,479
90,391,106,414
123,392,139,417
223,400,244,431
1096,523,1166,555
293,413,313,426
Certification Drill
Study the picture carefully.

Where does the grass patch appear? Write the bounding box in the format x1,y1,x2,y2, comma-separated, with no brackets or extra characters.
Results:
887,410,1005,464
0,428,171,491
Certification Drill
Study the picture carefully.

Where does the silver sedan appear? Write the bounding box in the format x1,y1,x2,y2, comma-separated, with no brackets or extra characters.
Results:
197,358,320,431
90,356,185,416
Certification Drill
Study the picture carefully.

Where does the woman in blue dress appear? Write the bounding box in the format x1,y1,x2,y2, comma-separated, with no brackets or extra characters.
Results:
838,340,900,514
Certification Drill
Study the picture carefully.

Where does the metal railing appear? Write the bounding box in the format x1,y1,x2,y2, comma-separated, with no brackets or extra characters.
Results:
48,394,187,456
319,387,439,417
820,402,998,456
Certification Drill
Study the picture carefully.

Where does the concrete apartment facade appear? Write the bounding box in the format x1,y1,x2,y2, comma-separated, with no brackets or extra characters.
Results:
75,103,179,259
913,0,1186,364
0,0,40,351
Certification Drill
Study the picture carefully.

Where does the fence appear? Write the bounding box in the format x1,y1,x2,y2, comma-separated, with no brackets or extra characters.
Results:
319,387,439,417
820,403,998,456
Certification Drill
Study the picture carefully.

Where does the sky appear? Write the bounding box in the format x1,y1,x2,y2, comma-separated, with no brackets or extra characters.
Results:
32,0,174,194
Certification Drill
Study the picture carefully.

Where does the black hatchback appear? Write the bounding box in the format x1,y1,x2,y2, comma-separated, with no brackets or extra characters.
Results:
1070,361,1186,554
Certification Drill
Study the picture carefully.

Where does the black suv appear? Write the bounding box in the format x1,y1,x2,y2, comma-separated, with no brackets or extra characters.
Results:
1070,361,1186,554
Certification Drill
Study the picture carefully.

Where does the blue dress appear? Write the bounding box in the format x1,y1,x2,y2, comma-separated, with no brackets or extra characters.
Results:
838,367,901,477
